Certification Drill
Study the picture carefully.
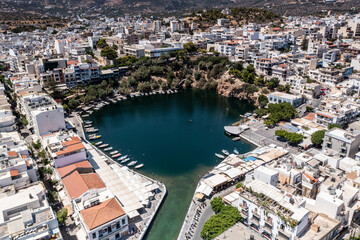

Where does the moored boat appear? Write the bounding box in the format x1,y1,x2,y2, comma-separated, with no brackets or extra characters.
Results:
127,161,137,167
118,155,128,161
222,150,230,156
134,164,144,169
110,150,119,155
112,153,121,158
215,153,225,159
234,149,239,155
121,158,130,163
89,135,101,140
232,137,241,141
95,141,103,146
84,120,92,124
104,147,113,151
99,144,108,148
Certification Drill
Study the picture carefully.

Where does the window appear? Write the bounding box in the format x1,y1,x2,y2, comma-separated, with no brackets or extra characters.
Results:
92,233,96,239
122,219,126,225
116,222,120,229
115,233,120,239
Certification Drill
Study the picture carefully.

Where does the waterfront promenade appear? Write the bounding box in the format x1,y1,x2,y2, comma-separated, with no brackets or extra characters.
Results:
71,113,166,240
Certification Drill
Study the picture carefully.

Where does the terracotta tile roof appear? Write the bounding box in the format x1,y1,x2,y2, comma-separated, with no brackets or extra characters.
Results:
62,137,82,147
7,151,17,157
57,160,93,178
55,142,85,156
41,133,56,139
316,112,333,119
62,171,105,199
21,154,28,159
10,170,19,177
26,161,30,167
80,198,125,230
303,113,315,121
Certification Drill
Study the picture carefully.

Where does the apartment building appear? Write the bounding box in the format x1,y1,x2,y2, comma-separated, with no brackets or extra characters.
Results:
0,182,62,240
20,94,65,137
254,58,279,76
42,134,87,168
237,180,309,240
267,92,303,107
73,189,129,240
0,150,38,189
322,128,360,158
272,64,292,83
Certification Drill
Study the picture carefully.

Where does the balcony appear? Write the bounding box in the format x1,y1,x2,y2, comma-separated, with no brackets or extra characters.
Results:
240,204,248,210
277,227,292,240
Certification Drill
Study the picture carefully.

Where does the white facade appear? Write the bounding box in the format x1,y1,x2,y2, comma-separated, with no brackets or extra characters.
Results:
253,166,278,186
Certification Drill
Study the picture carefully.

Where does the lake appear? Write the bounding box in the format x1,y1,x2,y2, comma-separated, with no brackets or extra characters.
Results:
88,89,255,240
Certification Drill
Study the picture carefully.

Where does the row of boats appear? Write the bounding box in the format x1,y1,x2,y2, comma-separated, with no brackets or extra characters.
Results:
94,141,144,169
82,107,145,169
215,149,240,159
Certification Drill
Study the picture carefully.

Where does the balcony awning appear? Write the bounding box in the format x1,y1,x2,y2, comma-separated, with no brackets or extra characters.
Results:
10,170,19,177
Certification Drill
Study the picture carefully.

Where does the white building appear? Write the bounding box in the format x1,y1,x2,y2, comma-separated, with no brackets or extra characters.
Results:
42,134,87,168
268,92,303,107
0,182,62,240
73,189,129,240
253,166,279,186
20,94,65,137
238,180,309,240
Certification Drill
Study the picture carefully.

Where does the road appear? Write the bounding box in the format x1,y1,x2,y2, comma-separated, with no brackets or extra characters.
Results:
192,204,214,240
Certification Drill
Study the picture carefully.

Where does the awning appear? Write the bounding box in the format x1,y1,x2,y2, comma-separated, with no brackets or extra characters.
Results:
10,170,19,177
203,174,228,188
196,182,213,196
196,193,204,200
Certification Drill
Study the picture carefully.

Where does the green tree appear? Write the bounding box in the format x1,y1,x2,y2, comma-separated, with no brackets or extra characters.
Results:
328,124,342,130
258,95,268,108
183,41,197,53
311,130,325,146
32,140,41,150
211,197,225,213
254,108,269,117
275,130,288,139
97,39,108,49
101,46,118,60
201,205,242,240
266,78,279,90
68,97,80,109
286,132,304,144
57,208,68,225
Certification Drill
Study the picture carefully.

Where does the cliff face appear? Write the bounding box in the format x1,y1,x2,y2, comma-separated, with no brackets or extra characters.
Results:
216,72,260,105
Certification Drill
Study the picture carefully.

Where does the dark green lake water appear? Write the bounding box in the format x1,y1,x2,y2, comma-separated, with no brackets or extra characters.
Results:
88,89,255,240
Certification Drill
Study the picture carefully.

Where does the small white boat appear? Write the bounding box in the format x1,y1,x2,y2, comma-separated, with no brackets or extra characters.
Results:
121,158,130,163
104,147,113,151
99,144,108,148
112,153,121,158
128,161,137,167
222,150,230,156
234,149,239,155
86,128,98,133
215,153,225,159
95,141,103,146
118,155,128,161
135,164,144,169
84,120,92,124
82,114,90,117
232,137,241,141
84,124,92,128
110,150,119,155
89,135,101,140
